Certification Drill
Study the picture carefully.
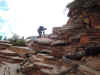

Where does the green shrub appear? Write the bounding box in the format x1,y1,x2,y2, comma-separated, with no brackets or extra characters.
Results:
0,36,2,40
8,34,26,46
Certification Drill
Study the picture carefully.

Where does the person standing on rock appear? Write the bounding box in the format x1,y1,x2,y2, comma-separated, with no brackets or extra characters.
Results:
37,26,47,38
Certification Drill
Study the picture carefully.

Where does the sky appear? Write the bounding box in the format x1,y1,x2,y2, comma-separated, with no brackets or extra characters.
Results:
0,0,73,38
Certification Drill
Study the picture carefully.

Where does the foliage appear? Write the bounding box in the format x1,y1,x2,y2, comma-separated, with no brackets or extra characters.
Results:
0,36,2,40
8,34,26,46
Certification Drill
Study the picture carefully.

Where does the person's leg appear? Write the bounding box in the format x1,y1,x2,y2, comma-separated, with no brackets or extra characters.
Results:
38,31,42,38
40,32,42,38
43,31,45,38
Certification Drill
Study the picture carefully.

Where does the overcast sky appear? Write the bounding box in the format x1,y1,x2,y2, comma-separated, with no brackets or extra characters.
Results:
0,0,73,38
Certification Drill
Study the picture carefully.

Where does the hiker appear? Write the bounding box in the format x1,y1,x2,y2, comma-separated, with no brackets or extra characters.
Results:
37,26,47,38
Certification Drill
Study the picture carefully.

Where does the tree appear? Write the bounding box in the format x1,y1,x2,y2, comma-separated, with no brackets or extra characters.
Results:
8,34,26,46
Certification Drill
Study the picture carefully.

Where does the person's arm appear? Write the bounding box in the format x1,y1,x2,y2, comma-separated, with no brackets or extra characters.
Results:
43,28,47,30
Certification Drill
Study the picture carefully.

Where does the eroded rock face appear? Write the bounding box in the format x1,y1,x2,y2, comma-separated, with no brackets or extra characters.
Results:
0,63,23,75
20,50,100,75
1,40,100,75
20,53,74,75
86,56,100,71
0,43,25,75
1,1,100,74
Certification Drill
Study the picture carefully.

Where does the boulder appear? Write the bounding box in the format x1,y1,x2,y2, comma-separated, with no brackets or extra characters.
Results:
51,40,67,46
34,38,53,45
